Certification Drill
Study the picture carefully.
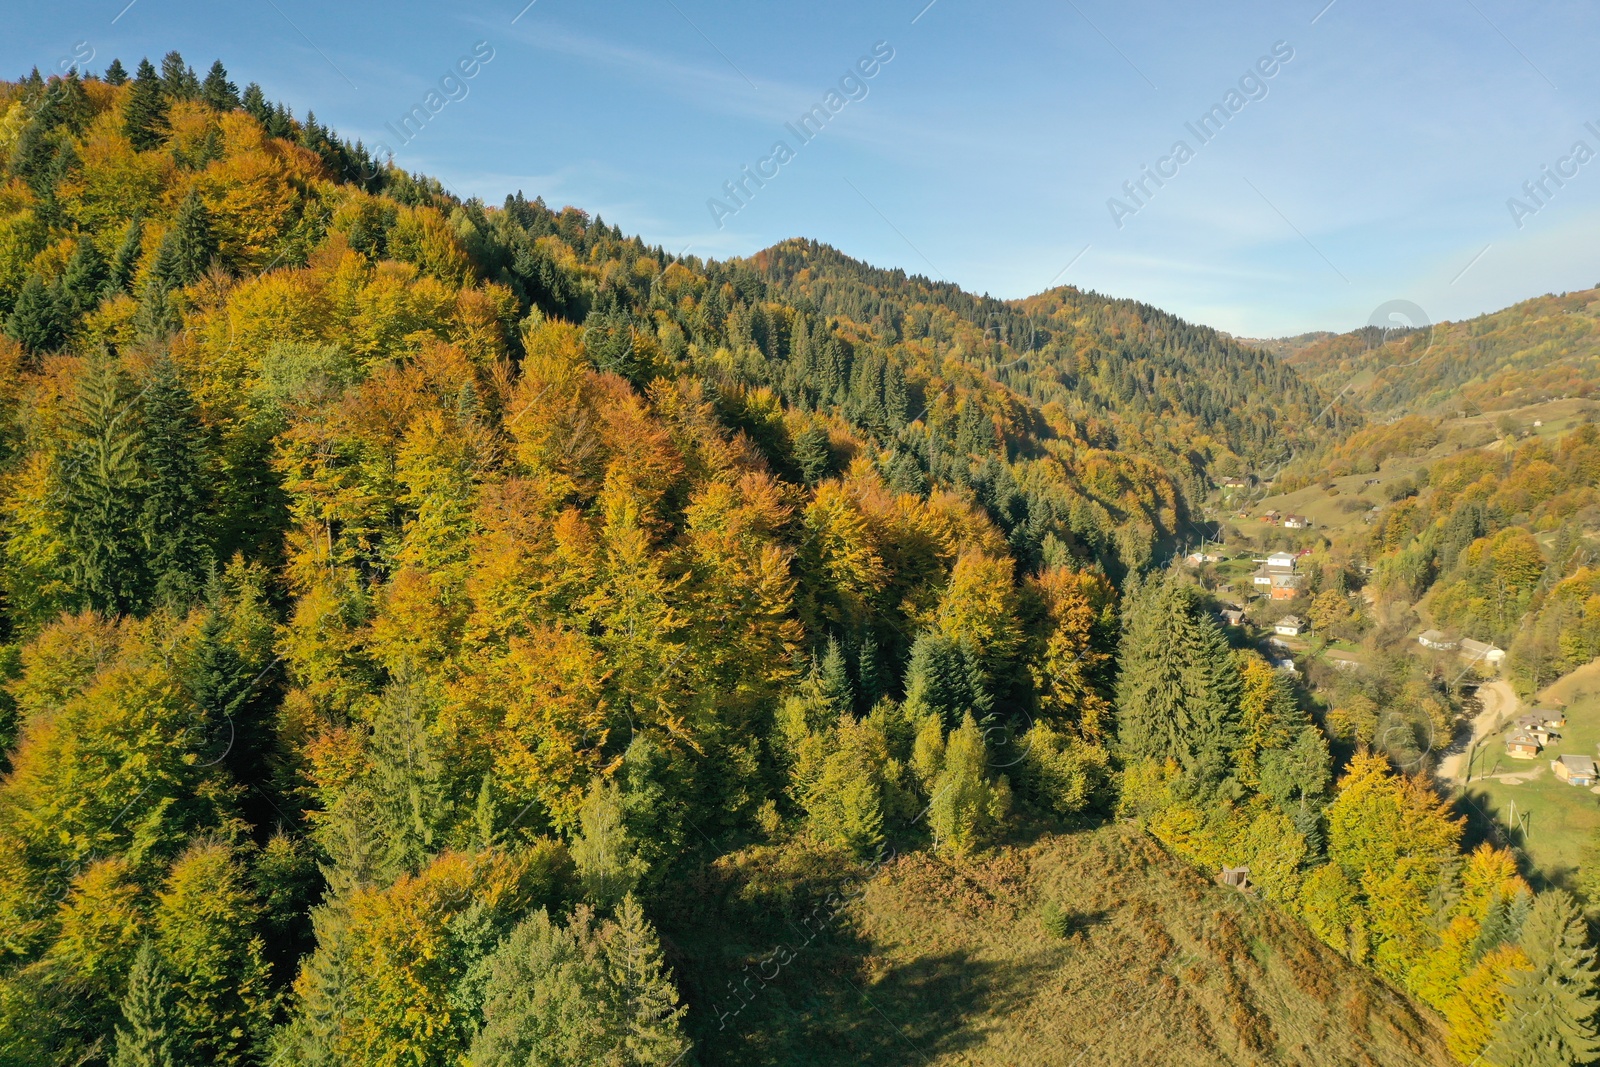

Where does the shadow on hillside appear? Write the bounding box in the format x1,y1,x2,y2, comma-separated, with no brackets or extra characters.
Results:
689,941,1047,1067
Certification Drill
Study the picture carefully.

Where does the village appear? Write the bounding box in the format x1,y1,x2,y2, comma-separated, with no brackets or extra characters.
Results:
1197,457,1600,889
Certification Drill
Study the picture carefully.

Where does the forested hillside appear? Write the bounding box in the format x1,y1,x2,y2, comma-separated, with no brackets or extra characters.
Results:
1283,288,1600,422
0,55,1594,1067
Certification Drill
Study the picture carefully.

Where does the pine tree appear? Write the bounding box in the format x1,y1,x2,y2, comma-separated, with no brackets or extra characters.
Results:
104,58,129,86
199,60,238,110
139,360,212,608
111,943,182,1067
1485,889,1600,1066
123,58,169,150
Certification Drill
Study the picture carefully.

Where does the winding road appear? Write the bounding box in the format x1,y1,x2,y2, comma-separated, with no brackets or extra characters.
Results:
1437,679,1517,784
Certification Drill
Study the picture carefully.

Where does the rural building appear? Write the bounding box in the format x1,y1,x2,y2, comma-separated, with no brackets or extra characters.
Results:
1219,607,1245,627
1324,650,1362,671
1253,552,1303,600
1185,551,1221,566
1458,638,1506,668
1261,510,1281,524
1531,707,1567,729
1513,714,1557,745
1505,731,1542,759
1221,476,1250,489
1554,755,1597,786
1418,630,1458,651
1275,615,1306,637
1273,657,1298,674
1284,515,1310,529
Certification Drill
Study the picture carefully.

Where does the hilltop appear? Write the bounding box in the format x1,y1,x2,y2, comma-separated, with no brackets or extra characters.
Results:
1280,288,1600,421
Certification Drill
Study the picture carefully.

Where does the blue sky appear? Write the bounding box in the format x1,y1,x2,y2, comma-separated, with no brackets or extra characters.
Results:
7,0,1600,337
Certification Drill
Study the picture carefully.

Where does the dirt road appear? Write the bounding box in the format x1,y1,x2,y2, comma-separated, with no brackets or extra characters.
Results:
1437,679,1517,783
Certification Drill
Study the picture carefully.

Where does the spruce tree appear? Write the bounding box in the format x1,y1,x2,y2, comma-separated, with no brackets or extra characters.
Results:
366,674,449,875
857,631,886,708
200,60,238,110
109,214,145,294
4,275,69,354
111,943,181,1067
572,780,646,906
818,636,853,713
139,360,212,608
903,631,970,726
123,58,169,150
151,189,217,290
104,58,129,86
1115,573,1242,790
159,51,199,99
792,425,832,484
240,83,270,125
601,895,691,1065
1485,889,1600,1066
61,238,109,313
57,359,149,613
928,713,1010,856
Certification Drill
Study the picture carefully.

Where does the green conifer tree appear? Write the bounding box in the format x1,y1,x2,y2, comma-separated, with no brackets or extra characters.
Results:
1484,890,1600,1066
158,52,199,99
139,360,212,608
4,275,69,354
109,214,145,294
1115,573,1242,790
792,425,832,484
818,636,853,713
56,359,150,613
200,60,238,110
601,895,691,1065
111,943,182,1067
61,238,108,313
151,189,217,290
104,58,129,86
928,713,1010,856
123,59,169,150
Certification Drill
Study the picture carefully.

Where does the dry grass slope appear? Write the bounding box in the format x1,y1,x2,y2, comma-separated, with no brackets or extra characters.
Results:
668,824,1453,1066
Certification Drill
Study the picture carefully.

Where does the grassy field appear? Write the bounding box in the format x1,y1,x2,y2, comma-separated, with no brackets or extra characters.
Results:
664,824,1453,1066
1459,684,1600,889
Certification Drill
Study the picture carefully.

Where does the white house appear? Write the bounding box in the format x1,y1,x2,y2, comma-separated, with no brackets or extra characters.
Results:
1275,615,1306,637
